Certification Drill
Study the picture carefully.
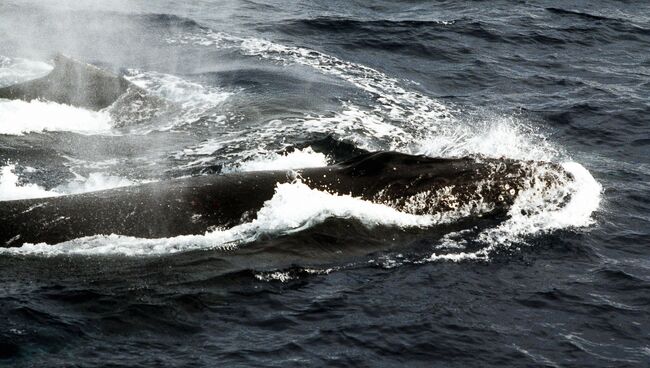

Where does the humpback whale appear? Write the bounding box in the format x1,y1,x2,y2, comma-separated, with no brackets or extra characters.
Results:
0,55,572,248
0,152,571,247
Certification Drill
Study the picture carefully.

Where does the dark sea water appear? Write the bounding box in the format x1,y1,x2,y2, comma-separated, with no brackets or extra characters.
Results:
0,1,649,366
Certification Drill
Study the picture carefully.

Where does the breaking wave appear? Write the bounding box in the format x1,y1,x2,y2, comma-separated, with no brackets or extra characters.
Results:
0,99,113,136
427,161,601,262
121,70,232,131
0,55,52,87
0,54,232,135
227,148,329,172
0,164,138,201
168,30,562,165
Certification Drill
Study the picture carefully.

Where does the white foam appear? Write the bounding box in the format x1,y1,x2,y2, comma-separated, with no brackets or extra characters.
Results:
168,32,563,161
416,113,562,161
0,165,59,200
0,99,112,136
0,56,52,88
301,102,410,151
229,148,329,172
162,31,603,263
167,31,453,151
237,37,460,152
483,162,601,241
124,70,232,130
54,172,137,194
236,36,452,130
254,268,334,282
127,70,230,107
0,165,138,201
178,137,330,173
1,180,487,256
427,161,602,262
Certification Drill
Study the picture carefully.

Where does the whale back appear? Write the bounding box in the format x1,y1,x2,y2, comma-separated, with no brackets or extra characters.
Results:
0,151,572,247
0,54,134,110
336,151,468,176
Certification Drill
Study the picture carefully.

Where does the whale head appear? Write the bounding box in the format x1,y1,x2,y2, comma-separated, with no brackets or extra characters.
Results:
326,151,573,216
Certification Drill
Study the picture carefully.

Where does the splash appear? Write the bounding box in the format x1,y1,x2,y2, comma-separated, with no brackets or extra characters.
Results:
228,147,329,172
0,165,138,201
167,30,563,162
122,70,232,131
416,112,563,161
167,30,454,152
426,161,602,262
0,55,52,88
0,99,112,136
0,165,58,200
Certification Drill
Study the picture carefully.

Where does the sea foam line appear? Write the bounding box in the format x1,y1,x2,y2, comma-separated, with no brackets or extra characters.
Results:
0,55,52,87
0,99,113,136
169,30,562,163
122,69,232,131
167,30,453,152
0,164,139,201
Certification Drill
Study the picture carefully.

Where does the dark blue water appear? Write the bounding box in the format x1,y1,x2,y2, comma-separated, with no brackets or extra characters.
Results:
0,1,649,366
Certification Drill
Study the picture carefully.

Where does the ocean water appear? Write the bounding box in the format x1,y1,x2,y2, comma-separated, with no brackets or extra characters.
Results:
0,1,648,366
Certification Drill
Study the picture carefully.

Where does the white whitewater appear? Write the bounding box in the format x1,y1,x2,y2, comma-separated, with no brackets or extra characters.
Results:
0,164,138,201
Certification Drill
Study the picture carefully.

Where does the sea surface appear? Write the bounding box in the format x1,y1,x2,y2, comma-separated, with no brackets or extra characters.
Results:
0,1,648,366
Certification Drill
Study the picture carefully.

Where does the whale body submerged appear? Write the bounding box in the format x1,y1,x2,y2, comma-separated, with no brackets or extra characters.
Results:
0,151,571,247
